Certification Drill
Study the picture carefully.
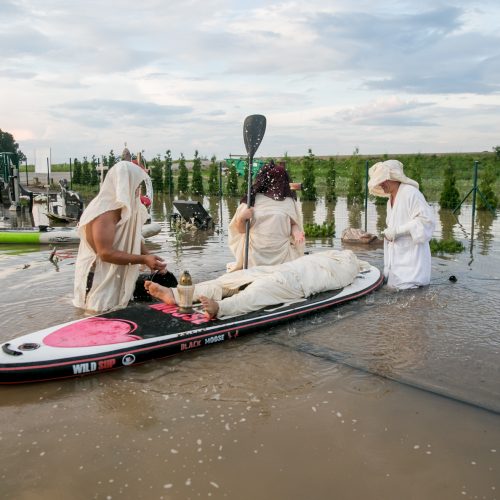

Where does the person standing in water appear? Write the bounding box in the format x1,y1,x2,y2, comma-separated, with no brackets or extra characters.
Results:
368,159,435,289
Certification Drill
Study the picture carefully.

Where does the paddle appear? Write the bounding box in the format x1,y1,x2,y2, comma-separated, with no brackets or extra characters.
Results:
242,114,266,268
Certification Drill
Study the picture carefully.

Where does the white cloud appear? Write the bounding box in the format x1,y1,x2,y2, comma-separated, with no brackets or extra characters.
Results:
1,0,500,162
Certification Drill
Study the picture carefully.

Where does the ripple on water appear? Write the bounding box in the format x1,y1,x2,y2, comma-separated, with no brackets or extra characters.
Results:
268,282,500,412
340,370,388,397
0,254,79,339
119,335,348,405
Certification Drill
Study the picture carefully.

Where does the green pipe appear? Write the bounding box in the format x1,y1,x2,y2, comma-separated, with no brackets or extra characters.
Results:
0,231,41,244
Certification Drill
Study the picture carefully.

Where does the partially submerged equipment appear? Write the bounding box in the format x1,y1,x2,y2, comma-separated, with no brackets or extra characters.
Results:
0,222,162,244
172,200,213,229
0,266,382,383
0,152,34,212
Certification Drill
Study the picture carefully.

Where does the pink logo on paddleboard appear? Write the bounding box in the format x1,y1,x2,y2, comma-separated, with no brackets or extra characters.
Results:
150,303,210,324
44,318,141,348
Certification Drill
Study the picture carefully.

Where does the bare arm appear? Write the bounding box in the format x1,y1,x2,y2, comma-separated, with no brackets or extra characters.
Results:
88,210,166,271
234,206,254,234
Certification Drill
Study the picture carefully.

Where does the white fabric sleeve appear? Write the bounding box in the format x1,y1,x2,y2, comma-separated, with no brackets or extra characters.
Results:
401,190,435,244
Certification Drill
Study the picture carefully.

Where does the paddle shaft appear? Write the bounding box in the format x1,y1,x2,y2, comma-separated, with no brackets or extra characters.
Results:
243,154,254,268
242,114,266,269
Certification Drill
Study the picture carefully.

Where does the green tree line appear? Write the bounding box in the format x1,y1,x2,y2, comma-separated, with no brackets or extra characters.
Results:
40,149,500,210
3,126,499,209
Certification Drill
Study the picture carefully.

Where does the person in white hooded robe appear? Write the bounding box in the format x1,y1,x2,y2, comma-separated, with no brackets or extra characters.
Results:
144,249,370,319
73,161,166,312
227,162,305,272
368,159,436,289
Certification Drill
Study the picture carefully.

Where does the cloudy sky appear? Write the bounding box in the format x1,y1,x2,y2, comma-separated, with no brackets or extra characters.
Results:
2,0,500,163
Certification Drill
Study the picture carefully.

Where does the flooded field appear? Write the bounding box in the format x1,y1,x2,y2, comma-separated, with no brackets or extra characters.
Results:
0,196,499,499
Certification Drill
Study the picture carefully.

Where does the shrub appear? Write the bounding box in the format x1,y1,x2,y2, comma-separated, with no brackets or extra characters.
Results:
208,156,220,196
72,158,82,184
164,150,174,194
439,163,460,209
301,149,317,201
478,163,498,210
304,221,335,238
226,164,239,197
325,157,337,202
90,155,99,185
347,148,364,204
150,154,164,192
430,238,465,254
81,157,91,185
191,150,204,196
177,153,189,194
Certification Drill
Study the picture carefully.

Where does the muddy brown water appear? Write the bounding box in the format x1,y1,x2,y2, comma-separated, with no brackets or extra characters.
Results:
0,197,499,500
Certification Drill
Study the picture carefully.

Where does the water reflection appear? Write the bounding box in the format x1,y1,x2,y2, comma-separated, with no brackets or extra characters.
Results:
324,199,336,226
439,208,458,241
225,196,239,221
151,194,167,221
348,202,362,229
476,210,495,255
300,199,317,224
207,195,222,227
2,206,35,228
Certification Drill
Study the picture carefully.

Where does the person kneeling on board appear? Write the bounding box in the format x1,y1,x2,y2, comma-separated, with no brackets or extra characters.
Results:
73,160,170,313
145,249,370,319
227,161,305,271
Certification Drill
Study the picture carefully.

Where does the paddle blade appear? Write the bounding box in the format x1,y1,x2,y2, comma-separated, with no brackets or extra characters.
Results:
243,114,266,158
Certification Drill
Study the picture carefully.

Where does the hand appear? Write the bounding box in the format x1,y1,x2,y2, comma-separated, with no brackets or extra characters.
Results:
239,206,254,222
294,231,305,245
143,254,167,272
382,227,397,241
292,226,305,245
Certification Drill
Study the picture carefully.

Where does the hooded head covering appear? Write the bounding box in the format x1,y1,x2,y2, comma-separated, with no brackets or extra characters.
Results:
242,163,296,206
78,161,148,230
121,147,132,161
368,159,419,197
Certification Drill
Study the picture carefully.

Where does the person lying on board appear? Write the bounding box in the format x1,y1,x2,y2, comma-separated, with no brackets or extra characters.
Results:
227,161,305,272
145,249,370,319
73,161,168,313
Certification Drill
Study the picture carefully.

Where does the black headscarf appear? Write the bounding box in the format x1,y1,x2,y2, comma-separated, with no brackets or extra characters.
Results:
241,163,296,207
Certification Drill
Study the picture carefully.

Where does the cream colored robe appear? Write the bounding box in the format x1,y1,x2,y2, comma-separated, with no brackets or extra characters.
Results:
173,249,369,318
384,184,435,289
73,161,149,312
227,194,304,271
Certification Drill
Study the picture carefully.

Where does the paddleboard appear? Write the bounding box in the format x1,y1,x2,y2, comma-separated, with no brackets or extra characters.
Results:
0,266,383,384
0,222,162,244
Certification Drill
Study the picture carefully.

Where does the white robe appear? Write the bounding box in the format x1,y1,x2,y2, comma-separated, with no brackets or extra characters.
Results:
227,194,304,271
73,161,149,312
384,184,435,289
173,249,370,318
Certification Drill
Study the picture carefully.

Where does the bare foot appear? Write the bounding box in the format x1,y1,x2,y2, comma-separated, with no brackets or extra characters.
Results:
199,295,219,319
144,280,176,305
